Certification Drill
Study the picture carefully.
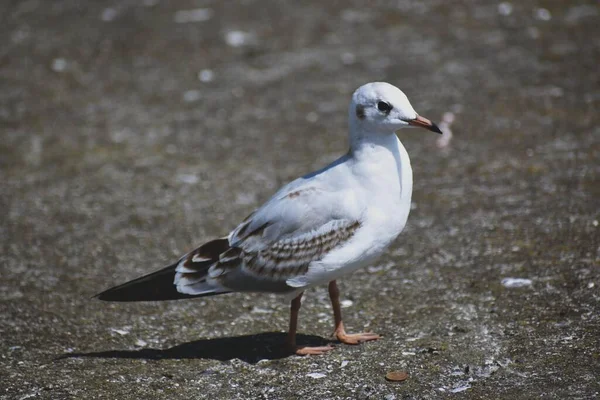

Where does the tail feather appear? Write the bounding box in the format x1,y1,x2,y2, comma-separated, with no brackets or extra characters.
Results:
96,238,231,302
95,263,204,301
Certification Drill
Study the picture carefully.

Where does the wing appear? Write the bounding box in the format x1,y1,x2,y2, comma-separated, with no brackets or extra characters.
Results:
175,175,364,295
97,155,367,301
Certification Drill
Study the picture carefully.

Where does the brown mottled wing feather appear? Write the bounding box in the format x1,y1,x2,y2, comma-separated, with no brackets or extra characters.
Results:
172,237,234,291
209,219,361,292
176,237,230,274
243,219,360,279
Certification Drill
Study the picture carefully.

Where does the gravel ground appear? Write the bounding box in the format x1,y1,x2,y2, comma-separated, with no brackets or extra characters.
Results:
1,1,599,399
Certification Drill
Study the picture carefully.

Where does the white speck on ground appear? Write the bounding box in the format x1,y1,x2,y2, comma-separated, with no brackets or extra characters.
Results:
501,278,533,288
101,8,118,22
183,90,202,102
198,69,215,82
498,2,513,16
341,52,356,65
225,31,253,47
174,8,213,23
177,174,199,184
340,299,353,308
250,306,272,314
451,382,471,393
534,8,552,21
306,112,319,123
51,58,67,72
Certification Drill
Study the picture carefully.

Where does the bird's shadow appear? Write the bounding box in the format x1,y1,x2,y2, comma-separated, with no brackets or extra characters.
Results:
58,332,333,364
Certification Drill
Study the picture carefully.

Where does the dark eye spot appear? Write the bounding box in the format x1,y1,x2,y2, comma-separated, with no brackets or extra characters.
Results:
377,101,393,114
355,104,366,120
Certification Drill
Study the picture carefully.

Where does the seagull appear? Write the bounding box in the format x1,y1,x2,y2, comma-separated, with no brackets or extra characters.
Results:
96,82,442,355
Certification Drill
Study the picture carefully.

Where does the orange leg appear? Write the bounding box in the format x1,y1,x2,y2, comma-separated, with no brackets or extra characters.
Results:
286,292,334,355
328,280,380,344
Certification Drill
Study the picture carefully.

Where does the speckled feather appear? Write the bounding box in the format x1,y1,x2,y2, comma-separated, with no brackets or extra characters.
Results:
174,217,362,294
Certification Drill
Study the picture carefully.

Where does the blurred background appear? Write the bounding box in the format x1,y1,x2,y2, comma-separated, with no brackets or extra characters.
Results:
1,1,598,398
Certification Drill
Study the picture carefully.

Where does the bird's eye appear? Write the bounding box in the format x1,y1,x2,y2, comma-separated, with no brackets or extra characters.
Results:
377,101,393,113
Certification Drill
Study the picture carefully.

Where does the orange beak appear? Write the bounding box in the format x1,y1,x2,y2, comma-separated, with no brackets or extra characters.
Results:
408,115,443,134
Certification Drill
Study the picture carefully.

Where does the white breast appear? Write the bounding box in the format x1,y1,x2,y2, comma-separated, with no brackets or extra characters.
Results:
292,135,413,288
353,135,413,241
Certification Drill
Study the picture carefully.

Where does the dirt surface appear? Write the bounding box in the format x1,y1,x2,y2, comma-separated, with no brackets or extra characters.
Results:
1,1,599,399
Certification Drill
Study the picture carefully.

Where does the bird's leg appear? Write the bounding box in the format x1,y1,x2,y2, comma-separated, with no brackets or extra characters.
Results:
328,280,380,344
285,292,334,356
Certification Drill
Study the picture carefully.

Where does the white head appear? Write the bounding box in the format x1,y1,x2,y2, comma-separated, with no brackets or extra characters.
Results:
349,82,441,136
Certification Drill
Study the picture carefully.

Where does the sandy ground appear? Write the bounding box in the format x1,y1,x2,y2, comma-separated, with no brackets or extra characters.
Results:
1,0,599,399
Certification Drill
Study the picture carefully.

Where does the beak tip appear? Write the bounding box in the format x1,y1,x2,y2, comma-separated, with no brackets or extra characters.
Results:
431,123,443,135
410,115,444,135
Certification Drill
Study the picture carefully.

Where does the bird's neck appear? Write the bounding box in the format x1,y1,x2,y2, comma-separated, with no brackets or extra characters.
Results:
349,128,402,162
347,126,412,199
348,127,413,219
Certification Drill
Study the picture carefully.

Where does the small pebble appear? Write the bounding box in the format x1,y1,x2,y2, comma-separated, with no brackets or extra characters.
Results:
534,8,551,21
51,58,67,72
501,277,532,288
250,306,271,314
198,69,214,82
101,8,118,22
183,90,201,103
225,31,252,47
177,174,199,184
497,2,513,16
340,299,353,308
341,52,356,65
451,383,471,393
306,112,319,123
385,371,408,382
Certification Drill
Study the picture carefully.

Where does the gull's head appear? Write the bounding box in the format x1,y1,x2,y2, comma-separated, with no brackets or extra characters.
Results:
349,82,442,135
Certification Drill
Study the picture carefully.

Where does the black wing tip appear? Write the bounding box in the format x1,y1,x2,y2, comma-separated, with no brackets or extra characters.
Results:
91,278,223,302
93,284,174,302
93,286,227,302
93,287,130,302
94,291,120,301
94,238,231,302
92,263,181,302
